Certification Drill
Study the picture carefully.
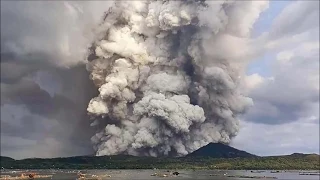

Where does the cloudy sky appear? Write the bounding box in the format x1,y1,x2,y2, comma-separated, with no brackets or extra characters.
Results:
1,1,319,159
232,0,319,156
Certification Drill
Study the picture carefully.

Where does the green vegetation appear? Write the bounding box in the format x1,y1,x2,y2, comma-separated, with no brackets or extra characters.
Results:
1,153,319,170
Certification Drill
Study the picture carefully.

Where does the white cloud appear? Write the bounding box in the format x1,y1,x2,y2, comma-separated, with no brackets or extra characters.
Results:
232,119,319,156
267,1,319,41
276,51,294,64
243,0,319,125
245,38,319,125
242,73,265,94
235,1,319,155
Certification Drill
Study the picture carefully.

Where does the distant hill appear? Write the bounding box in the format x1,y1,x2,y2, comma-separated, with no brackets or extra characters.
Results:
267,153,320,159
186,143,257,158
277,153,320,161
288,153,319,158
0,156,15,162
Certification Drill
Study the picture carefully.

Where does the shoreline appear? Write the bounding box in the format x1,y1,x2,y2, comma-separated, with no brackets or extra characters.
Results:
1,169,319,171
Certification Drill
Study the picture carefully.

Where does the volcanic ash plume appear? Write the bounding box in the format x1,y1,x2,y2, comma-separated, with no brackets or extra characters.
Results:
86,0,268,156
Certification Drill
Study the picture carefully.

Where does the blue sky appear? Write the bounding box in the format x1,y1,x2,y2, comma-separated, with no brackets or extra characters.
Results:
248,1,290,77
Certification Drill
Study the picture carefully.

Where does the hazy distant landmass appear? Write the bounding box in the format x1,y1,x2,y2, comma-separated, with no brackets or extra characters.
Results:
1,143,319,170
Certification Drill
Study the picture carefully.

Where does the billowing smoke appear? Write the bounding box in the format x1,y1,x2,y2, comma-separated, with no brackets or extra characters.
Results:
86,0,268,157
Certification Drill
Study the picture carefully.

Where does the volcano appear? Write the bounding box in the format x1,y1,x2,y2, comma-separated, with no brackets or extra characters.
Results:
186,143,257,158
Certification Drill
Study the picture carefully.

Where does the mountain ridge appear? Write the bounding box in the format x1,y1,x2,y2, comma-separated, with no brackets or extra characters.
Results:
2,143,318,160
1,143,319,170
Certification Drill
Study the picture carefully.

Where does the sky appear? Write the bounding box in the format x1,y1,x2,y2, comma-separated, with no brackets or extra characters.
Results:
232,0,319,156
247,0,290,77
0,1,319,159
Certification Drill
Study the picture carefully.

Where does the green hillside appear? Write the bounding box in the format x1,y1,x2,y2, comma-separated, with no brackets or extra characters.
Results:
1,144,318,170
1,154,319,170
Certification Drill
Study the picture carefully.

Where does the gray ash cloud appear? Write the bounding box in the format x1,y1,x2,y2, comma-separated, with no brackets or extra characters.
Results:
86,0,268,157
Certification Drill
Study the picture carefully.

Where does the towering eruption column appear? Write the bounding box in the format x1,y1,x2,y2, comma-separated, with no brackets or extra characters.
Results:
86,0,268,157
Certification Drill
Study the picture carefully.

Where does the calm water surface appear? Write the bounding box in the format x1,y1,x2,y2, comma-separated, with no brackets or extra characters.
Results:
1,169,319,180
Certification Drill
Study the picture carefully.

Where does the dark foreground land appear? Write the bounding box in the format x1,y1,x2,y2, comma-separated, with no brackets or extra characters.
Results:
1,143,319,170
1,153,319,170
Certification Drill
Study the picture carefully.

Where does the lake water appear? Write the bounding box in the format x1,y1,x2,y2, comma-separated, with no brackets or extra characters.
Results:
1,169,319,180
